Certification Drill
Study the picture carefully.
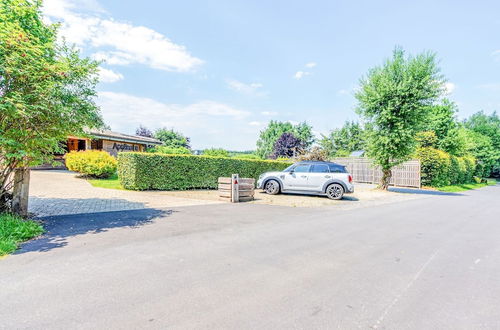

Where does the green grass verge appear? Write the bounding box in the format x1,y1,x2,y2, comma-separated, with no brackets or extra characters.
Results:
436,179,497,193
87,173,125,190
0,213,44,256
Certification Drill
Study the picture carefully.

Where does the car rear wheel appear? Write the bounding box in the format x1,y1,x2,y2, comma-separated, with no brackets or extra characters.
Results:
326,183,344,200
264,179,280,195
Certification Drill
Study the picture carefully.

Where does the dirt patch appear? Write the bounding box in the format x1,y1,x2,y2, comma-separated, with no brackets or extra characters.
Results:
158,183,431,209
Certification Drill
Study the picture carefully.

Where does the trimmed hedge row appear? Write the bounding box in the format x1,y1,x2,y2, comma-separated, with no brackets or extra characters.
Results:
415,147,476,187
118,152,291,190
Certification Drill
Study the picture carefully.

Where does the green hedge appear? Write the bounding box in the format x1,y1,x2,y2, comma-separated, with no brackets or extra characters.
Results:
415,147,476,187
118,152,291,190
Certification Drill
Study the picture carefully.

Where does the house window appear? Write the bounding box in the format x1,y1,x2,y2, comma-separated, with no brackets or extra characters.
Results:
91,139,103,150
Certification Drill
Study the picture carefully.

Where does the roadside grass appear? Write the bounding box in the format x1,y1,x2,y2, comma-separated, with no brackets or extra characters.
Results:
436,179,497,193
0,213,44,256
87,173,125,190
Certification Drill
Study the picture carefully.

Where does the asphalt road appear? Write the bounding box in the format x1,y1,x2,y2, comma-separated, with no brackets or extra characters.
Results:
1,185,500,329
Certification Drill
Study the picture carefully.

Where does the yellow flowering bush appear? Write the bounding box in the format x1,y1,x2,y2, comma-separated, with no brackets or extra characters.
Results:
65,150,117,178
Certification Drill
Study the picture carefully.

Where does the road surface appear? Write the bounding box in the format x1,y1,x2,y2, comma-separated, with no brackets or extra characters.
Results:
1,184,499,329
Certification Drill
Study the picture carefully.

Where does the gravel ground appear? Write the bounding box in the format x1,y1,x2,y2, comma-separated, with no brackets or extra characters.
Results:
158,183,435,210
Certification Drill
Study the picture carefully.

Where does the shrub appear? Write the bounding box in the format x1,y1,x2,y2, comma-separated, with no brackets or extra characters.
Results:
0,213,44,256
148,146,191,155
65,150,117,178
203,148,229,157
415,147,451,186
118,153,291,190
416,147,476,187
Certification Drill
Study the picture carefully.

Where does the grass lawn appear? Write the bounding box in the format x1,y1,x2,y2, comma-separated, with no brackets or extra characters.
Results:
87,173,125,190
0,213,44,256
436,179,498,193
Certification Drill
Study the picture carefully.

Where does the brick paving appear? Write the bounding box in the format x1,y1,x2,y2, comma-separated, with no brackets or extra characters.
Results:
28,170,222,217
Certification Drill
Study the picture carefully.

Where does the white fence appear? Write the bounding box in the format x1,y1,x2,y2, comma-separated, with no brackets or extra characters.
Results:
331,157,421,188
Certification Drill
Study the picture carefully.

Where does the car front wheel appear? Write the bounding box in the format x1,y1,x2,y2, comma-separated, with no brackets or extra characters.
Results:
264,179,280,195
326,183,344,200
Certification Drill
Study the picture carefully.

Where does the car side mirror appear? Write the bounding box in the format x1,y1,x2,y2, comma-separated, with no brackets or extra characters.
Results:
289,170,294,175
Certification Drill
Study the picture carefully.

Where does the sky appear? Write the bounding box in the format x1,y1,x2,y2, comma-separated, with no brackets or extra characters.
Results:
42,0,500,150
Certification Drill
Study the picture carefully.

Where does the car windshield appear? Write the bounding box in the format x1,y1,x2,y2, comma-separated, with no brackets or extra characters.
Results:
283,164,295,172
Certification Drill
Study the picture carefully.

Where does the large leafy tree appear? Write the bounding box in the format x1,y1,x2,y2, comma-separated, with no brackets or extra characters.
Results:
420,100,466,155
0,0,103,212
256,120,314,159
355,47,444,189
320,121,366,157
464,111,500,176
154,128,190,149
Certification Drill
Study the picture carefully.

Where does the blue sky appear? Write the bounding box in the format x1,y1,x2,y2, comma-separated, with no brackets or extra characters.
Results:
43,0,500,150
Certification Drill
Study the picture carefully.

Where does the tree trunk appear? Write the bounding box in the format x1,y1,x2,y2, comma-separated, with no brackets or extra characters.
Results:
12,167,30,217
379,168,392,190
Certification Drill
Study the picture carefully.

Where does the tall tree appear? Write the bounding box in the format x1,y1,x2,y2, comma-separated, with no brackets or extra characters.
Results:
355,47,444,189
420,99,465,155
0,0,103,213
320,121,366,157
256,120,314,159
135,125,154,138
464,111,500,176
154,128,190,149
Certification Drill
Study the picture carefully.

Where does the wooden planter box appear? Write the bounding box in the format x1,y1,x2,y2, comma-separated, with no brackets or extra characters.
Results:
218,174,255,202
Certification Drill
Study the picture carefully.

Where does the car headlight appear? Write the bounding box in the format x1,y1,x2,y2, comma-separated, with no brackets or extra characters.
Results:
259,173,266,179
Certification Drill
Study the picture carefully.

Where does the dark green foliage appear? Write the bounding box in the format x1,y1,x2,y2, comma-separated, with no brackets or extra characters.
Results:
1,0,103,210
118,153,291,190
320,121,366,157
256,121,314,159
154,128,191,149
464,111,500,176
355,47,444,188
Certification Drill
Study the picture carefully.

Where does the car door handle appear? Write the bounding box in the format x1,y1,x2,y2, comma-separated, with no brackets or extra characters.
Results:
300,175,307,178
324,175,331,178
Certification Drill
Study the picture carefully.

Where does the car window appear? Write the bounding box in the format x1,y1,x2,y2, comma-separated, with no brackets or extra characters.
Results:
311,164,330,173
329,164,347,173
293,164,311,173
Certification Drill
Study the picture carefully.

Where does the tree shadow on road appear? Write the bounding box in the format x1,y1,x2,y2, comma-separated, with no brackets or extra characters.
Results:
388,187,464,196
17,208,172,254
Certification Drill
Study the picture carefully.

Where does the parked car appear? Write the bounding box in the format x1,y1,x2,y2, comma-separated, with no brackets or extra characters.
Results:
257,161,354,200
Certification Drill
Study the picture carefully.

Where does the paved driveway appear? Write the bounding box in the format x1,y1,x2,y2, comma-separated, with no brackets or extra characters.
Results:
2,183,499,329
29,170,221,217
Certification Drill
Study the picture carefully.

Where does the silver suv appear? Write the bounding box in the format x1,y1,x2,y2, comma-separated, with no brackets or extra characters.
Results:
257,161,354,200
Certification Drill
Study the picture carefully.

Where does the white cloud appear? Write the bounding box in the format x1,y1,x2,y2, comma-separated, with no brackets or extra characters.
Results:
97,92,255,149
98,67,123,83
444,82,455,95
294,71,310,79
226,79,265,96
261,111,277,116
305,62,317,68
338,89,349,95
43,0,203,72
